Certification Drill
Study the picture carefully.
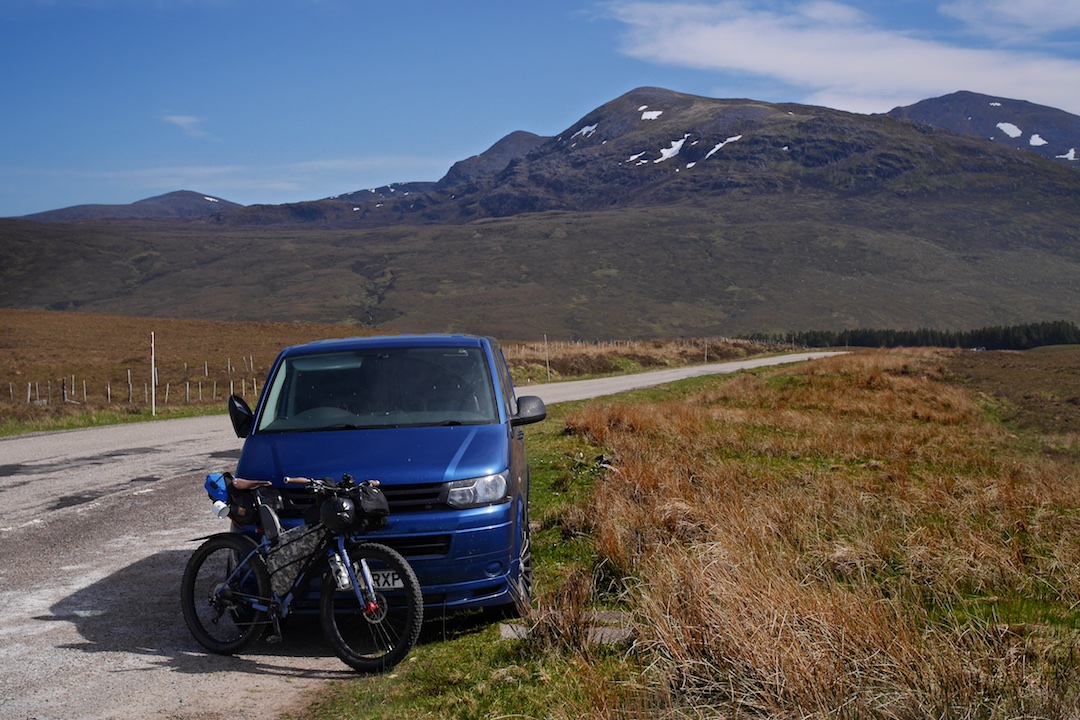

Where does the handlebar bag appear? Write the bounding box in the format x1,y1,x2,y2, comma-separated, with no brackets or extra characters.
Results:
353,483,389,528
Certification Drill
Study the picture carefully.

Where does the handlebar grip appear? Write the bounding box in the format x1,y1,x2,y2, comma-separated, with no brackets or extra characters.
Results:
283,476,313,485
231,477,272,490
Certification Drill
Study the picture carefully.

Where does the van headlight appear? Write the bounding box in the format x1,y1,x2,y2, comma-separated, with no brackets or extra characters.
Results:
446,471,509,509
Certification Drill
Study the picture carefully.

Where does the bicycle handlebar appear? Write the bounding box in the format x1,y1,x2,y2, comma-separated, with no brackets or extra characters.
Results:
281,475,377,492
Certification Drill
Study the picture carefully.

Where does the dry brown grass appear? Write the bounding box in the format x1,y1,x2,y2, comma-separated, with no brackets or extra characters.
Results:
0,308,778,431
0,309,371,431
555,349,1080,718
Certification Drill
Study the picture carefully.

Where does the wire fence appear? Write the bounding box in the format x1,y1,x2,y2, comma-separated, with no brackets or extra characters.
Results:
5,357,264,409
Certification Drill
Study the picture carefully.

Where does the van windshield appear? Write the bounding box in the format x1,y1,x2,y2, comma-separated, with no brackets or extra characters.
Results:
256,346,499,433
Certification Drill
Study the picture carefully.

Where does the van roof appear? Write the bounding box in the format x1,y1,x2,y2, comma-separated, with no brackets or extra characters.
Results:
277,333,489,357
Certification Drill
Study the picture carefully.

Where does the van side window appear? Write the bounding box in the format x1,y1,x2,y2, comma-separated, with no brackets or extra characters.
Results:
489,342,516,420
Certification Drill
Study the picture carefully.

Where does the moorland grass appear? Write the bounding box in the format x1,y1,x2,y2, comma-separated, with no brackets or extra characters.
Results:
287,348,1080,719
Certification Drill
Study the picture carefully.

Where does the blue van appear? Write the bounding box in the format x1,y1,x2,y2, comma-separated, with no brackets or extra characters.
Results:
226,334,547,613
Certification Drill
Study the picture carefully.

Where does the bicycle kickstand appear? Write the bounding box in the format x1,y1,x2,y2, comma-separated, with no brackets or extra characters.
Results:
265,608,284,644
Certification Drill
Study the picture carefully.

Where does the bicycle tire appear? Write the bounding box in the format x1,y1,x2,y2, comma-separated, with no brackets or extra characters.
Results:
320,541,423,672
181,533,271,654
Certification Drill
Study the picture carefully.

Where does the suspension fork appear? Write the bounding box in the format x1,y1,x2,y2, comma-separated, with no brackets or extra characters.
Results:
332,535,380,615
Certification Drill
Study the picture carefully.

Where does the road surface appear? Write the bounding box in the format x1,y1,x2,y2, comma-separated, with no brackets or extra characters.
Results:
0,351,842,719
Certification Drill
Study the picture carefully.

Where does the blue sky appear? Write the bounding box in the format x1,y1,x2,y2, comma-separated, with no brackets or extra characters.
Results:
2,0,1079,217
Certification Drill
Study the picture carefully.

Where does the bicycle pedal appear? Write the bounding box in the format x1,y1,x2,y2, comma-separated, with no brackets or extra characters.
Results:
265,634,283,644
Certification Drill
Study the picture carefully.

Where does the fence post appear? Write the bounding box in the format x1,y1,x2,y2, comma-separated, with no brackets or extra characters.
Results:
151,331,156,417
544,334,551,381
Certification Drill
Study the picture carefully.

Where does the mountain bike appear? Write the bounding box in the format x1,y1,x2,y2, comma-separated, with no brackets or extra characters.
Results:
180,473,423,672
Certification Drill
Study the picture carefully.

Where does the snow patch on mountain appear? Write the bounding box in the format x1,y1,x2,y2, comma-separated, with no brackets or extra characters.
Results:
997,122,1023,139
1030,134,1048,147
573,123,598,140
655,134,689,163
705,135,743,160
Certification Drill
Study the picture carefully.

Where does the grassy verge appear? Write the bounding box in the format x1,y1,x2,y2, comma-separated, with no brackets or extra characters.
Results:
0,402,225,437
289,348,1080,719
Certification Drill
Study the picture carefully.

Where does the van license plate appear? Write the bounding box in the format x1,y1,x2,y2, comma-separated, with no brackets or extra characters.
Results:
369,569,403,589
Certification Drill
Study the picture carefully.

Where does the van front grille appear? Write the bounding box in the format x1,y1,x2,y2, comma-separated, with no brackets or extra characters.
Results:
379,534,452,558
381,483,447,512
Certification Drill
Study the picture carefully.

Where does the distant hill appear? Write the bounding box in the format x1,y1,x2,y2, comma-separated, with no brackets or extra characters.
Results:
2,87,1078,339
888,90,1080,169
19,190,242,221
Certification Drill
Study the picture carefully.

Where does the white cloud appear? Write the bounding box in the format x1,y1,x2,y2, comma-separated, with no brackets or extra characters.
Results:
610,1,1080,115
940,0,1080,42
163,114,212,138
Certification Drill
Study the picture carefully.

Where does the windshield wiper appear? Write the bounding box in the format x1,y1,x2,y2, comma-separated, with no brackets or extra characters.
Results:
307,423,373,432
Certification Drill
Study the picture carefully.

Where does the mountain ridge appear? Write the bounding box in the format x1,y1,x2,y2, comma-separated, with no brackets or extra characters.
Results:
2,87,1078,339
16,88,1079,224
888,90,1080,167
19,190,242,222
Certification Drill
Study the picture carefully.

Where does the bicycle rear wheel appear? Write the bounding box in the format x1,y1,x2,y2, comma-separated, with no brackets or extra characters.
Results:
320,541,423,672
181,533,271,654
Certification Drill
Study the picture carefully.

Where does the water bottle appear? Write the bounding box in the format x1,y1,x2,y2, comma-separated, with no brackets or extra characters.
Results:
328,554,351,590
211,500,230,519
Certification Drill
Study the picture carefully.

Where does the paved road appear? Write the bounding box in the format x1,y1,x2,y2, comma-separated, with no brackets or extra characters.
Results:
0,351,842,719
521,351,846,403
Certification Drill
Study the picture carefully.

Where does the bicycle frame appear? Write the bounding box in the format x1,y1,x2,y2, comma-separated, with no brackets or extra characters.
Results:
210,530,382,632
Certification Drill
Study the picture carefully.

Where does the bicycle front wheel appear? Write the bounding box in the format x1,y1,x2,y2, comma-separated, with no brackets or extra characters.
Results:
320,541,423,673
181,533,271,654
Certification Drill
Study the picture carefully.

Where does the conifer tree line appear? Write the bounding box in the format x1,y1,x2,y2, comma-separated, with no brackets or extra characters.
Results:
746,320,1080,350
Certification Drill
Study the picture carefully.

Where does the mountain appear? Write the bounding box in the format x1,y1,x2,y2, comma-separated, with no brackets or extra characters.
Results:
213,87,1080,229
888,90,1080,168
329,130,548,206
19,190,243,221
2,87,1079,339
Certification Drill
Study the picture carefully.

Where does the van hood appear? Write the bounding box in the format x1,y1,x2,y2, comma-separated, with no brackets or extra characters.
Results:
235,424,509,486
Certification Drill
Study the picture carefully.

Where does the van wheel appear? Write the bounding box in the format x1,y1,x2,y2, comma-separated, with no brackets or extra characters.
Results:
511,512,533,615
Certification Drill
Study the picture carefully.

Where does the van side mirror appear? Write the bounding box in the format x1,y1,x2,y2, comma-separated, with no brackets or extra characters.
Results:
511,395,547,426
228,394,255,438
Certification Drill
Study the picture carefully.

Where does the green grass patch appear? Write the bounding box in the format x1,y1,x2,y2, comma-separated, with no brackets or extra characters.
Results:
0,403,225,437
